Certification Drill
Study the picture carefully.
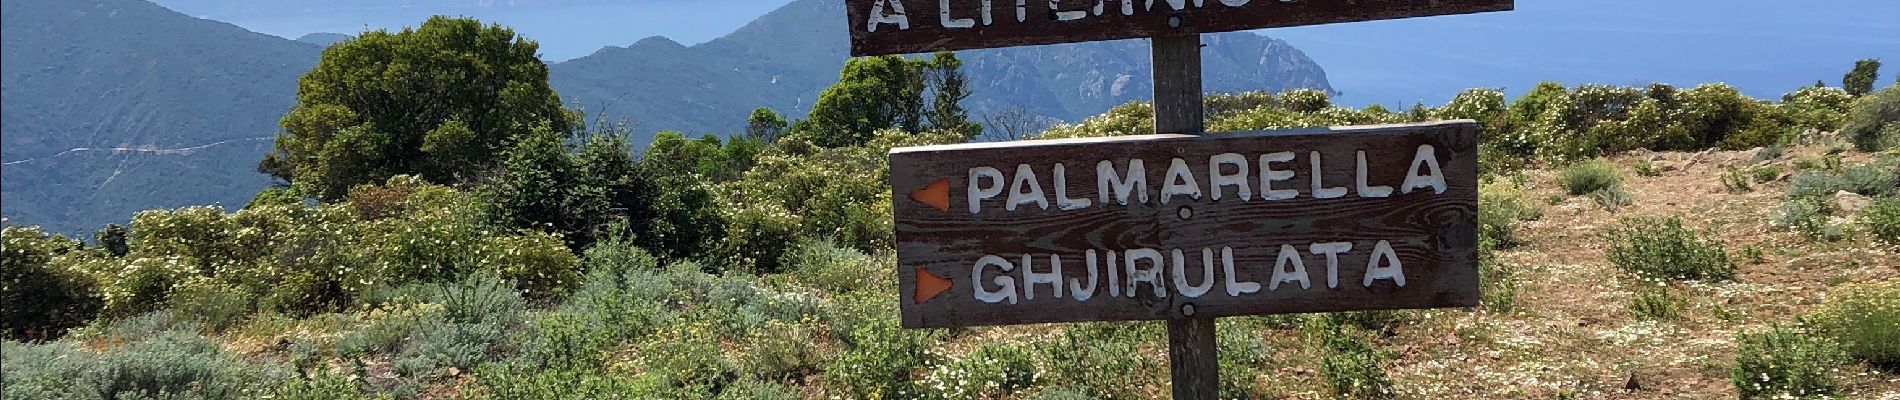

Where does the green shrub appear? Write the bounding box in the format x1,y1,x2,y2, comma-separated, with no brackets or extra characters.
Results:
170,278,254,331
1732,325,1846,399
1604,216,1735,281
1025,388,1094,400
1216,319,1271,399
1772,197,1847,242
921,344,1039,399
1558,159,1622,195
639,321,737,394
1,226,101,340
1478,237,1518,314
272,369,376,400
1627,286,1686,321
780,240,887,294
1591,185,1634,212
1722,166,1754,193
714,380,799,400
1864,197,1900,244
1844,86,1900,152
1634,158,1663,177
1787,163,1899,199
1478,181,1542,246
523,313,612,372
1809,281,1900,369
825,316,938,399
1313,323,1394,399
1040,322,1161,400
472,364,661,400
1753,165,1782,184
2,329,288,399
737,320,827,382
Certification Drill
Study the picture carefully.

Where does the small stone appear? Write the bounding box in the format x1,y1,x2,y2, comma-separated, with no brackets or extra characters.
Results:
1623,373,1641,391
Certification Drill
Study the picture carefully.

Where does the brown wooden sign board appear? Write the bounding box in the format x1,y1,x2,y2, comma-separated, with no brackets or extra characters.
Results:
844,0,1513,56
890,121,1481,329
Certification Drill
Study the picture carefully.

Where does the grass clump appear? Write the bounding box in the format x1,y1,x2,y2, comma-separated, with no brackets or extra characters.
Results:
1732,325,1846,399
921,344,1039,399
1773,197,1848,242
1478,180,1543,246
1722,166,1754,193
1041,322,1162,399
1557,158,1623,196
1809,281,1900,370
1627,286,1686,321
1604,216,1736,281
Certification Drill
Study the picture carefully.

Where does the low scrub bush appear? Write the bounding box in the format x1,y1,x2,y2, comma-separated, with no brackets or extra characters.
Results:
1732,325,1846,399
2,329,288,399
638,320,738,395
1721,167,1753,193
1558,159,1622,195
1845,86,1900,152
1591,185,1634,212
1865,197,1900,244
1040,322,1162,400
921,344,1039,399
1311,322,1394,399
1627,286,1686,321
1604,216,1735,281
472,365,661,400
1773,197,1845,242
825,317,938,399
1478,181,1542,246
1478,237,1518,313
1809,281,1900,370
170,278,253,332
1,226,102,340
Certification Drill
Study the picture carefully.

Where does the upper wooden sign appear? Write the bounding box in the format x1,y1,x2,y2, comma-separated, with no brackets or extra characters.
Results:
889,121,1481,328
844,0,1513,56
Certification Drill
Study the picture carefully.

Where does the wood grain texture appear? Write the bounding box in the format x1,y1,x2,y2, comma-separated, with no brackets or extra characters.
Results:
845,0,1514,56
889,121,1481,328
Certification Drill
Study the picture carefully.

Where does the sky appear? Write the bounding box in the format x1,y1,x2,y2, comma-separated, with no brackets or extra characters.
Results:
152,0,791,61
152,0,1900,107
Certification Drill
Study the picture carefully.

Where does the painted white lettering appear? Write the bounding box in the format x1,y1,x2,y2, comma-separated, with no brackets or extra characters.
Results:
1050,0,1089,20
1007,164,1050,211
1218,0,1251,5
1309,242,1353,289
1219,246,1260,296
1310,151,1348,199
1016,0,1028,22
1259,152,1298,200
1106,250,1122,298
1171,249,1216,298
867,0,911,32
940,0,976,28
973,255,1018,304
1364,240,1407,287
968,166,1005,214
981,0,994,25
1021,254,1064,300
1053,163,1094,210
1125,248,1168,298
1355,150,1395,198
1269,244,1312,291
1070,249,1100,301
1209,153,1252,202
1401,145,1448,194
1097,160,1149,205
1161,158,1203,204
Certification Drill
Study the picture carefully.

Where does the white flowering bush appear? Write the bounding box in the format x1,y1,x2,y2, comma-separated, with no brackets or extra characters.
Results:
1,226,100,339
1731,325,1845,399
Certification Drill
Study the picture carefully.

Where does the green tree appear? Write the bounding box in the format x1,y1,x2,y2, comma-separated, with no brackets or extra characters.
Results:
746,107,788,143
791,56,925,147
924,52,981,139
484,124,643,251
260,16,575,200
1844,86,1900,152
1844,59,1882,96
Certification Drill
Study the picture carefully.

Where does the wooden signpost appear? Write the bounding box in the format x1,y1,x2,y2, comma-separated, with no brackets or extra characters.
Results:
850,1,1511,398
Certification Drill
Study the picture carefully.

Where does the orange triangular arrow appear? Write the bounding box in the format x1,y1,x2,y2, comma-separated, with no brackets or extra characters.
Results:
910,178,950,212
914,268,952,304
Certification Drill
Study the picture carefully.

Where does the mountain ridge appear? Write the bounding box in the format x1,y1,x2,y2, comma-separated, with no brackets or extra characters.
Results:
2,0,1333,235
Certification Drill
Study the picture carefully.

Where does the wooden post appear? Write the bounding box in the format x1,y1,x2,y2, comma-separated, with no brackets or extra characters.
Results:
1152,33,1218,400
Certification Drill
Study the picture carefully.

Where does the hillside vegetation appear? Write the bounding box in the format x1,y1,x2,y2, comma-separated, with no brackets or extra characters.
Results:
5,16,1900,400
